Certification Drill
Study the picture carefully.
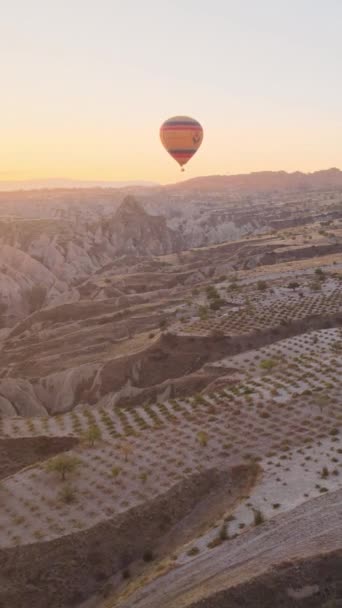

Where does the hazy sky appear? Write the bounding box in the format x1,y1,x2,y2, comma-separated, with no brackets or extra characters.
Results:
1,0,342,183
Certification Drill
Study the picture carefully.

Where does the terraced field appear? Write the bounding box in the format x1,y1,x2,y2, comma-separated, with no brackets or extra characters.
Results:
0,212,341,608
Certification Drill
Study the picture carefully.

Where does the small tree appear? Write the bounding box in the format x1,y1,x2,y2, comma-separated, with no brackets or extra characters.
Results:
198,305,209,320
287,281,300,291
83,424,101,447
253,509,264,526
310,280,322,292
227,282,239,292
159,318,168,331
47,454,80,481
315,268,326,282
206,285,220,300
210,298,225,311
121,442,133,462
219,522,229,541
260,358,277,371
197,430,209,447
257,280,267,291
111,466,121,478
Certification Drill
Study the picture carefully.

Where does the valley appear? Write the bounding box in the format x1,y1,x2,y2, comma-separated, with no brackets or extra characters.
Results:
0,170,341,608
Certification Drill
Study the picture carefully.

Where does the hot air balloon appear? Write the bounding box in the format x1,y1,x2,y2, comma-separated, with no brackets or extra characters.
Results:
160,116,203,171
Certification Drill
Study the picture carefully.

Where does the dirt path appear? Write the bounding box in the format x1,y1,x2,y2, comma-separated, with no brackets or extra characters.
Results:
115,490,342,608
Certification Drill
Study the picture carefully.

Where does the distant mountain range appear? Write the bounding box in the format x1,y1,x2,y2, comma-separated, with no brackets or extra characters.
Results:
165,168,342,193
0,178,158,191
1,168,342,194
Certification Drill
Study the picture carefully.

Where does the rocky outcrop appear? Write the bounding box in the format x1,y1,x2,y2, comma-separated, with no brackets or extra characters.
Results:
103,196,182,255
0,244,74,322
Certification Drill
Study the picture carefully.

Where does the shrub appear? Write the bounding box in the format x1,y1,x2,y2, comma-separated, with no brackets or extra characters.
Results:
210,298,225,310
122,569,130,579
207,537,223,549
198,305,209,320
228,282,239,291
142,549,154,562
111,466,121,478
159,318,168,330
186,546,200,556
197,430,209,447
287,281,300,291
206,285,220,300
59,485,76,504
140,471,148,483
260,358,277,371
253,509,264,526
310,280,322,291
219,522,229,541
257,280,267,291
121,442,133,461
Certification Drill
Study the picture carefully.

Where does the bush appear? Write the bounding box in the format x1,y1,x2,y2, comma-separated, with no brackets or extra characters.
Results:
219,522,229,541
310,280,322,291
59,485,76,504
142,549,154,562
207,537,223,549
260,358,277,371
287,281,300,290
210,298,225,310
253,509,264,526
206,285,220,300
197,430,209,447
257,280,267,291
186,546,200,556
111,466,121,478
198,305,209,320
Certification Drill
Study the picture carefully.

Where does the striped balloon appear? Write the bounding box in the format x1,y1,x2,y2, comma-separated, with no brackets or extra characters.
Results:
160,116,203,171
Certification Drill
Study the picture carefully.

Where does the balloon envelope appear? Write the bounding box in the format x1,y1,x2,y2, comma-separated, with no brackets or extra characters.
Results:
160,116,203,168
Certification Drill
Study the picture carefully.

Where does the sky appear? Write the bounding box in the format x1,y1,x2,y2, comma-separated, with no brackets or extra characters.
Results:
1,0,342,184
